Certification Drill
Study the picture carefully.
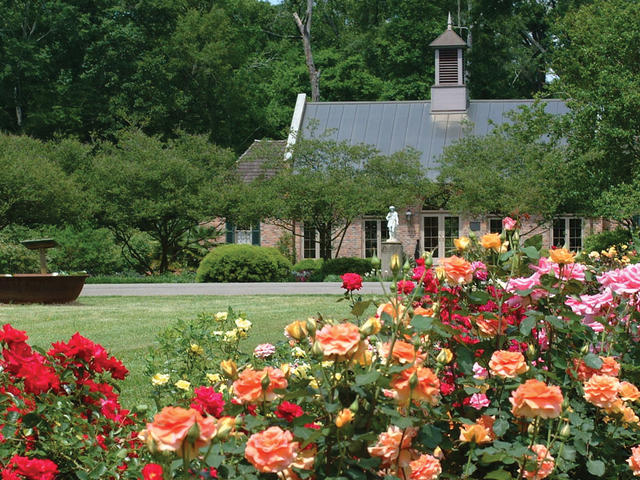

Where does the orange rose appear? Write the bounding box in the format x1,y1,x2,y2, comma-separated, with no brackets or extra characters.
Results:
409,453,442,480
368,426,417,468
245,426,299,473
489,350,529,379
335,408,354,428
391,365,440,406
571,356,620,381
521,444,554,480
454,236,471,251
475,315,507,337
232,367,288,404
441,256,473,285
139,406,217,460
510,379,563,419
481,233,502,252
549,247,575,264
315,322,362,360
459,415,495,444
620,381,640,402
628,445,640,476
583,374,620,409
413,306,434,318
621,405,640,425
379,340,426,365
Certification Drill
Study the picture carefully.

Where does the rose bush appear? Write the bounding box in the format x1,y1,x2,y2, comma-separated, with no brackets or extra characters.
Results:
8,219,640,479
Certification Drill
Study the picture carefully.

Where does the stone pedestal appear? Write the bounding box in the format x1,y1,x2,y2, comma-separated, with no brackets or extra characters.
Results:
381,240,403,279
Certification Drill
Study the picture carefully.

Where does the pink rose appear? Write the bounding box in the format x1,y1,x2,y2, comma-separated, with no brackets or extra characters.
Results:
502,217,517,231
598,264,640,296
469,393,491,410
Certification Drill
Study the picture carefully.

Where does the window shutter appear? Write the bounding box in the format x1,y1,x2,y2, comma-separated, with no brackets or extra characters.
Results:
251,223,261,246
226,222,235,244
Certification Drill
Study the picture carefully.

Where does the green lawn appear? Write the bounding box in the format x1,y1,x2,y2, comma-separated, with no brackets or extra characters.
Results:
0,295,374,407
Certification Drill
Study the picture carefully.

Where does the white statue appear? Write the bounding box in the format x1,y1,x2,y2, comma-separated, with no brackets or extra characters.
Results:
386,206,399,240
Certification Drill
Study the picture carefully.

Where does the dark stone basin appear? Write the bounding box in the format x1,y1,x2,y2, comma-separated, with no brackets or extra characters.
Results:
0,274,88,304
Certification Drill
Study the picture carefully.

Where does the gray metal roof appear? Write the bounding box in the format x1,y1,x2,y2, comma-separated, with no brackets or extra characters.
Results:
429,28,467,48
300,99,569,179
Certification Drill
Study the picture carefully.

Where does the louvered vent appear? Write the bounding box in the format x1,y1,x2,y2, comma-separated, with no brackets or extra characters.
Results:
438,49,459,85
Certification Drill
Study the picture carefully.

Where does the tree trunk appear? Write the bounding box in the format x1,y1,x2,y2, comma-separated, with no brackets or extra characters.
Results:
293,0,320,101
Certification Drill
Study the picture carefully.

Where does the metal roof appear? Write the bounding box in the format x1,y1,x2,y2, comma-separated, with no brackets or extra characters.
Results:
300,99,569,179
429,28,467,48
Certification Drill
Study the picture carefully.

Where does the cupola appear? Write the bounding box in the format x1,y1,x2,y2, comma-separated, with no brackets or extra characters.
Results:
429,14,468,113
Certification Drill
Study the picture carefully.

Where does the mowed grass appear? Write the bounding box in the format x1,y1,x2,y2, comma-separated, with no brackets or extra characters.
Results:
0,295,375,407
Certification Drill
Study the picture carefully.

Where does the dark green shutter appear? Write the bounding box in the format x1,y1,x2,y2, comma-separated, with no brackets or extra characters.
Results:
252,222,261,246
226,222,234,243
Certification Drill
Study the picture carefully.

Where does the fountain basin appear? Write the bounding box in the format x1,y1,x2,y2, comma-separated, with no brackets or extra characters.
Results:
0,274,88,304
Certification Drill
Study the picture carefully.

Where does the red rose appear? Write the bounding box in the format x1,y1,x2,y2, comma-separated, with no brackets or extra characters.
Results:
141,463,163,480
7,456,58,480
275,401,304,422
190,386,225,417
18,358,60,395
397,280,415,295
0,324,28,346
340,273,363,291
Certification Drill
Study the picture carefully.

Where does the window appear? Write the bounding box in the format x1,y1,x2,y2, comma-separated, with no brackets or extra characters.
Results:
303,226,318,259
226,222,260,245
364,219,389,258
489,218,502,234
423,214,459,258
553,218,583,250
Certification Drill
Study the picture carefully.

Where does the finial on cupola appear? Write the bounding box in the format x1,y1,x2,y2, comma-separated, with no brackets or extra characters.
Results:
448,12,453,30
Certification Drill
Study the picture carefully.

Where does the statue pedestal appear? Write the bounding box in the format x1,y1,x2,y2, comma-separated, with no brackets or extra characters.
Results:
381,240,403,279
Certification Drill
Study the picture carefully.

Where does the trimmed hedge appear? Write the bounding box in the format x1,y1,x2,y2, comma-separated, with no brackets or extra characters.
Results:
196,244,292,282
583,228,632,253
320,257,373,277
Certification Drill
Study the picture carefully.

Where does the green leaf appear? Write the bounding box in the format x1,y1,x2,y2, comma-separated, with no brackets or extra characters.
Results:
584,354,603,369
355,371,380,386
520,316,536,336
485,468,514,479
521,246,540,259
351,300,372,318
418,424,443,449
411,315,434,332
492,418,509,437
524,234,542,250
587,460,605,477
456,345,474,374
468,290,491,304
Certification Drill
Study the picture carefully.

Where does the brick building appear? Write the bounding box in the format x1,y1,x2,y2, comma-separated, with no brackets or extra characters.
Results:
228,18,607,262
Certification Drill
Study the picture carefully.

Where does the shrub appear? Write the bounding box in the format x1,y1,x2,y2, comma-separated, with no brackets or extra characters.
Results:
320,257,373,277
196,244,292,282
292,258,324,272
584,227,632,253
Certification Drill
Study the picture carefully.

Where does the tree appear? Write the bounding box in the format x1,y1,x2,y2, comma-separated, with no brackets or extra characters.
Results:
438,102,570,222
0,134,84,230
252,136,431,259
550,0,640,220
89,130,237,273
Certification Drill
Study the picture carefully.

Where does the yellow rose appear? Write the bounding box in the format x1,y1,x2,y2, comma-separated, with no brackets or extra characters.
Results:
206,373,222,383
235,318,252,331
190,343,204,355
481,233,502,251
220,359,238,379
549,247,575,264
175,379,191,391
152,373,170,386
214,311,228,321
224,329,238,342
454,236,471,251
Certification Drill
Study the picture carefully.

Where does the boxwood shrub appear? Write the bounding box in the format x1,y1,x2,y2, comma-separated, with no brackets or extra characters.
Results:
320,257,373,277
196,244,292,282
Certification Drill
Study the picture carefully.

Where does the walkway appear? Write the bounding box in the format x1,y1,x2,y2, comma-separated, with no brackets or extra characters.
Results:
80,282,390,296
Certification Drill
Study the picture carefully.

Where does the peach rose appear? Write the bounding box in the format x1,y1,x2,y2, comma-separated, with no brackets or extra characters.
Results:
245,426,299,473
521,444,554,480
510,379,563,419
409,453,442,480
368,426,417,468
481,233,502,251
620,381,640,402
441,256,473,285
549,248,575,265
489,351,529,379
233,366,288,404
379,340,426,365
571,356,620,381
583,374,620,409
628,446,640,476
391,365,440,406
315,322,362,360
139,406,217,460
377,300,408,324
621,405,640,425
459,423,492,444
413,306,434,318
475,315,507,337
